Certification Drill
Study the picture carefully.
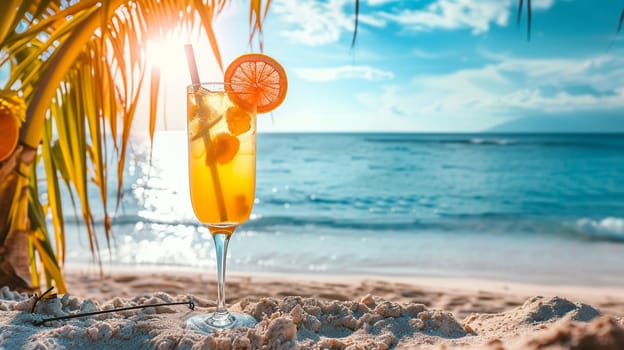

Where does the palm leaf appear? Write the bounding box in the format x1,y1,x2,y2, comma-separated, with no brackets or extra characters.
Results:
516,0,531,41
195,0,224,72
0,0,21,44
149,66,161,145
249,0,271,51
351,0,359,49
527,0,532,42
27,170,67,293
1,0,272,291
41,114,66,264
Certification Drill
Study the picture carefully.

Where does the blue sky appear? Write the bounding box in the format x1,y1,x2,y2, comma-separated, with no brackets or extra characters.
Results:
239,0,624,132
3,0,624,133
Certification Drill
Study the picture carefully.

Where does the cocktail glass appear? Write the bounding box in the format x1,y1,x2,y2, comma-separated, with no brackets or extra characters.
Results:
185,82,257,332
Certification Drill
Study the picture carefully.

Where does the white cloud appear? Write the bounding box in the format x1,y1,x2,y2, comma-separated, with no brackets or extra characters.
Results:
295,65,395,81
533,0,556,10
273,0,386,46
354,53,624,131
273,0,558,46
380,0,511,34
366,0,399,6
415,54,624,114
491,88,624,113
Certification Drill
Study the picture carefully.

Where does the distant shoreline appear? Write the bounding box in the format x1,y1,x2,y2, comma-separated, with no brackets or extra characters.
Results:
254,131,624,135
142,129,624,135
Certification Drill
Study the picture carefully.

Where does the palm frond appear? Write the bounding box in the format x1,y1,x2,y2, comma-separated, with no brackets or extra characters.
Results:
351,0,359,49
527,0,532,42
1,0,271,291
516,0,531,41
516,0,524,27
249,0,271,51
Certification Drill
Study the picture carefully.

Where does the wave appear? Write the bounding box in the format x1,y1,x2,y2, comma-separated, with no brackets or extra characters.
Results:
364,136,516,146
65,212,624,244
363,135,624,149
243,215,429,232
65,214,201,228
574,217,624,242
468,138,514,145
250,215,624,243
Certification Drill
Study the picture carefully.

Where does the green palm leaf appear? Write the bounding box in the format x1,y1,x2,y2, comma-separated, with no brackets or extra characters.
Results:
0,0,271,291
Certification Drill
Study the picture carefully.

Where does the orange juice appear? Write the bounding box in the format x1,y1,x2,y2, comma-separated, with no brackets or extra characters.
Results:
186,85,256,229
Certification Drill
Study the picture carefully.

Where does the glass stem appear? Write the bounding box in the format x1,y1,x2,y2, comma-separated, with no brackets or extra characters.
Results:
212,232,231,315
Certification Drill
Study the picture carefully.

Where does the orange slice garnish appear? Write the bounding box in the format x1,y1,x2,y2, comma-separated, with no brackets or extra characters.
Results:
224,53,288,114
207,133,240,165
226,105,251,136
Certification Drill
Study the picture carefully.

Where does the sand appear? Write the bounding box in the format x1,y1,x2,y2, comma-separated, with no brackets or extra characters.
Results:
1,268,624,349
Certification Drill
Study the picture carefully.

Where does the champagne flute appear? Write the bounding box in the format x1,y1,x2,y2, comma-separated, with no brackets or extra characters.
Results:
185,82,257,332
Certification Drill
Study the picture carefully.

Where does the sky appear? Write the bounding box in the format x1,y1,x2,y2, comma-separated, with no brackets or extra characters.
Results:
3,0,624,133
234,0,624,132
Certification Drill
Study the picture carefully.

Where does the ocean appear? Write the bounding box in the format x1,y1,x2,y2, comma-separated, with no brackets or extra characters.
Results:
63,132,624,286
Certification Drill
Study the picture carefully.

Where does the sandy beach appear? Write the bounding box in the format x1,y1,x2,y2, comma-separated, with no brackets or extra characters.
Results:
1,267,624,349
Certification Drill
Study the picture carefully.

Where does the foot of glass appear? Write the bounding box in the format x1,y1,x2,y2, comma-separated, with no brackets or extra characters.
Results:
186,311,257,334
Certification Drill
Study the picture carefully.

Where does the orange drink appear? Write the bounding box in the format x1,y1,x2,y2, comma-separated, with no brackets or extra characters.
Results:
184,51,286,333
187,85,256,231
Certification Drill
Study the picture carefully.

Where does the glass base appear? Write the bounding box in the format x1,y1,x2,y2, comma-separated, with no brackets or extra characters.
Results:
186,311,257,334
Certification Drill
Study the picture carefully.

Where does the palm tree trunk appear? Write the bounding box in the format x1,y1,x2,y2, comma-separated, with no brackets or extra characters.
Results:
0,145,37,292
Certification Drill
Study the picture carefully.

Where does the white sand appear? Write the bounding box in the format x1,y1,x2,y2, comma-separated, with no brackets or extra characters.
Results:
1,269,623,349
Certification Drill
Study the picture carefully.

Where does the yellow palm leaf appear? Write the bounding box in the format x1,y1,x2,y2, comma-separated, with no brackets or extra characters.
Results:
1,0,272,292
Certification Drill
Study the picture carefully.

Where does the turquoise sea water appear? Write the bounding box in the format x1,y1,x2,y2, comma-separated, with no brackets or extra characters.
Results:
63,132,624,286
